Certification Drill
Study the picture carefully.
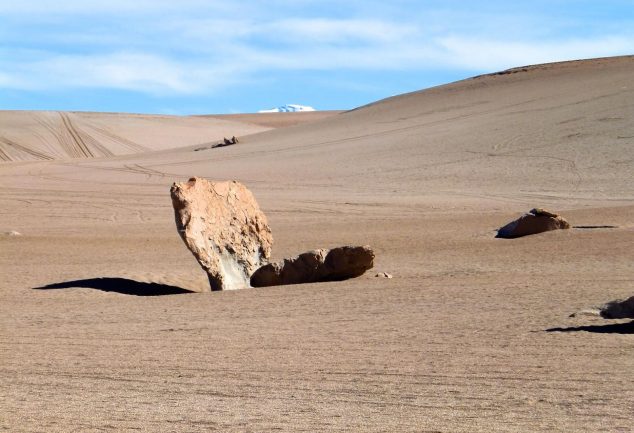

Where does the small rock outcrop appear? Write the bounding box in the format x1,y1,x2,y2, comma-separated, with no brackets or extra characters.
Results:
496,208,570,238
212,136,239,148
250,246,375,287
170,177,272,291
599,295,634,319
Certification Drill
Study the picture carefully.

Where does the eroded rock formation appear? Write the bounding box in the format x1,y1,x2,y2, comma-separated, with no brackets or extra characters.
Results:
250,246,374,287
171,177,374,291
170,177,272,291
496,208,570,238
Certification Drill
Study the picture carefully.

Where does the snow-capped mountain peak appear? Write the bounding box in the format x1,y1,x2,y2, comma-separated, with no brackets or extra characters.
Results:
258,104,316,113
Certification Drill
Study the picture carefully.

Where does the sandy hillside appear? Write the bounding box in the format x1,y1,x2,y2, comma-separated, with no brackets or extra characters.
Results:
0,110,326,162
207,110,343,129
1,56,633,432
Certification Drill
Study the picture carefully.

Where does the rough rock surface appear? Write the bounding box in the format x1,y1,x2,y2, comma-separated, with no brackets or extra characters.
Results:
250,245,374,287
170,177,272,291
599,295,634,319
496,208,570,238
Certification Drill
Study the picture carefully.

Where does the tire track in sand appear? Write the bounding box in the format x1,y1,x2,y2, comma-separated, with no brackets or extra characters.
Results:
34,114,74,158
60,115,115,158
0,143,11,161
87,124,149,153
59,113,95,158
0,136,54,161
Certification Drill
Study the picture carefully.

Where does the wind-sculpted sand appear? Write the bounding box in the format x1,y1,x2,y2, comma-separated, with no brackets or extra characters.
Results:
1,56,633,432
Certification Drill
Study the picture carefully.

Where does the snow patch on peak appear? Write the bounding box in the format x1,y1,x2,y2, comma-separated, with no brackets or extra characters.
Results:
258,104,316,113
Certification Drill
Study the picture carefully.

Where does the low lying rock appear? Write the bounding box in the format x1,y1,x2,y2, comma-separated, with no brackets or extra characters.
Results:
599,295,634,319
250,246,374,287
375,272,393,279
170,177,272,291
496,208,570,238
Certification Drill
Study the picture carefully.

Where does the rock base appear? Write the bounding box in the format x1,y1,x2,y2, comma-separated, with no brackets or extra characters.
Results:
250,246,374,287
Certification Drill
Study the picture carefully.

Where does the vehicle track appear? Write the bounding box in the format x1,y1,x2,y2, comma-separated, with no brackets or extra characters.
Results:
34,114,70,158
0,136,54,161
122,163,169,179
62,115,116,158
59,113,95,158
33,113,137,159
87,124,149,153
0,144,11,161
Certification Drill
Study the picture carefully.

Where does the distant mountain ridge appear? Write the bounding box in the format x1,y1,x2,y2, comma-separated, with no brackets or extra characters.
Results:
258,104,316,113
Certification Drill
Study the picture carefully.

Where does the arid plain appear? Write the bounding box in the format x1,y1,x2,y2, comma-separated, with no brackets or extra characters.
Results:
1,56,633,432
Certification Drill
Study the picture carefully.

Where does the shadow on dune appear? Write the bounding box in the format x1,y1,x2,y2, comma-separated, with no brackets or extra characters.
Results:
546,321,634,334
33,277,195,296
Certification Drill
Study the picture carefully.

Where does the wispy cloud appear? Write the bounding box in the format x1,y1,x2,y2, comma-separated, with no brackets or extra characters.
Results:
260,18,419,44
0,1,633,109
0,0,233,15
1,51,245,95
437,35,634,70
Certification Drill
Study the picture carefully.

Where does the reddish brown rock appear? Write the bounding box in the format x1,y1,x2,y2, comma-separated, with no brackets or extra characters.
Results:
250,245,374,287
496,208,570,238
170,177,272,291
599,295,634,319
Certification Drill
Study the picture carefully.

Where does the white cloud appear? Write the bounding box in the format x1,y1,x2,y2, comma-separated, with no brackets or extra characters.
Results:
261,18,419,44
1,3,633,96
165,17,419,50
1,52,242,95
2,31,633,96
0,0,231,15
438,35,634,70
189,30,634,72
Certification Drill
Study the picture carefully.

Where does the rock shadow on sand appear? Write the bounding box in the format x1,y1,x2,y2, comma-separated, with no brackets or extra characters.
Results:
33,278,195,296
546,321,634,334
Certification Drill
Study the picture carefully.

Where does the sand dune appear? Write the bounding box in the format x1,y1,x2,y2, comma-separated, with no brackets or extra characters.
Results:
181,55,633,206
17,55,628,208
1,57,633,432
207,110,343,128
0,110,339,162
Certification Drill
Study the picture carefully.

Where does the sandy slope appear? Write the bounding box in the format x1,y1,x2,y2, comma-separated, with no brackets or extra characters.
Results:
1,56,633,432
0,111,277,162
207,110,343,129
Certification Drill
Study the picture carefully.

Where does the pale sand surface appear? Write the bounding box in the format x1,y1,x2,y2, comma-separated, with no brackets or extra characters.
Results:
0,111,278,161
1,56,633,432
206,111,343,129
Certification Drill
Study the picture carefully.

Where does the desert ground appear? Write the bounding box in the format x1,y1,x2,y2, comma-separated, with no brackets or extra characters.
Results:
1,56,633,432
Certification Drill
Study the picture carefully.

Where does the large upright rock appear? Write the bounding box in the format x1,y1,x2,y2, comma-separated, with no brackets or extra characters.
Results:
250,245,374,287
170,177,272,291
496,208,570,238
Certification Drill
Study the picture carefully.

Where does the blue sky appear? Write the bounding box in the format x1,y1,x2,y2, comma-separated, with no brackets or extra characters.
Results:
1,1,633,114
